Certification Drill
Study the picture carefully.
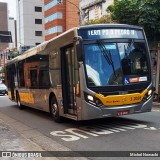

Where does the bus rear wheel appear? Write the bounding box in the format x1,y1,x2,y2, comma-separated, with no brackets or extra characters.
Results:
50,97,63,123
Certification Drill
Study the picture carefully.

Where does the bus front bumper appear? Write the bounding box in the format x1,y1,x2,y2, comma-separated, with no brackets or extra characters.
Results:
80,97,153,120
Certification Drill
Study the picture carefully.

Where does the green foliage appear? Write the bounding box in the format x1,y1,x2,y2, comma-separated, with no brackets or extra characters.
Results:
8,50,19,60
11,52,19,59
83,15,113,25
107,0,160,41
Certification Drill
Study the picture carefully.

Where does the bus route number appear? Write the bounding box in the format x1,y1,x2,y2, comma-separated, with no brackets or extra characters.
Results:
130,96,141,102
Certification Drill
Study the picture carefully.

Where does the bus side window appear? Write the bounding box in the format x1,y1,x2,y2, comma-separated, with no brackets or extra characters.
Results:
18,62,25,87
39,69,50,88
30,69,38,88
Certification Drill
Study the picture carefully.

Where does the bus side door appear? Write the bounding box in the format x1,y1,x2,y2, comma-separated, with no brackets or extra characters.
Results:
61,45,79,115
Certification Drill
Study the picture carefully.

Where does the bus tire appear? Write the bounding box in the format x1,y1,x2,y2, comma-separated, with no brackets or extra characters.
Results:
17,93,23,110
50,97,63,123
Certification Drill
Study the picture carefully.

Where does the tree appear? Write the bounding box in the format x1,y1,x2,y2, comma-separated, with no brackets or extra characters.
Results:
83,15,113,25
8,49,19,60
107,0,160,41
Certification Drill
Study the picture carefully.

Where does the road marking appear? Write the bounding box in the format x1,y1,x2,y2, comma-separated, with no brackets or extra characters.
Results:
50,122,153,142
144,127,157,130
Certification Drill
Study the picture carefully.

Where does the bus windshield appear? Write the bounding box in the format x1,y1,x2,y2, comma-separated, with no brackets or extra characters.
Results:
84,41,150,87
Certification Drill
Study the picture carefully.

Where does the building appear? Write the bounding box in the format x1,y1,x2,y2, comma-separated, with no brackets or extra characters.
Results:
44,0,80,41
16,0,45,53
0,2,8,50
0,2,9,71
80,0,114,23
8,17,17,50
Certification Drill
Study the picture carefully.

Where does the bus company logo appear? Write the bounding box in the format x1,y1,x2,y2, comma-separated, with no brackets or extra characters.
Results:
106,100,120,104
112,100,120,103
122,97,127,104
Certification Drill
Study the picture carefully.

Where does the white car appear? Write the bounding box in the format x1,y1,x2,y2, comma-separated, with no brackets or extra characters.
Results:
0,83,8,95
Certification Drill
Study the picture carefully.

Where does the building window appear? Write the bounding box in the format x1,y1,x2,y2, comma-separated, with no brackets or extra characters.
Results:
45,12,63,23
46,26,63,35
45,0,63,11
35,43,41,45
35,19,42,24
35,6,42,12
35,31,42,36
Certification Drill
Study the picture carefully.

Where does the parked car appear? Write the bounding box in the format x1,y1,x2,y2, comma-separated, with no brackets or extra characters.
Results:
0,83,8,95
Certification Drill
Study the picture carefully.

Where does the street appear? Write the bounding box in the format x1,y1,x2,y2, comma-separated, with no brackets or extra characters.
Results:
0,95,160,159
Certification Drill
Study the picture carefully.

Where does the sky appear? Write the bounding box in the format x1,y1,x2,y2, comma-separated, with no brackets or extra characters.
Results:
0,0,16,19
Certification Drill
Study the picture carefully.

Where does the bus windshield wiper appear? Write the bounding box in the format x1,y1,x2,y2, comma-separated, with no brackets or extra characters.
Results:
97,39,117,77
125,39,135,56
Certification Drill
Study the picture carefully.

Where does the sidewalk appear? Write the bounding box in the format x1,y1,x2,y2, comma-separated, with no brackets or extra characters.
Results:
0,113,88,160
152,102,160,107
0,119,52,160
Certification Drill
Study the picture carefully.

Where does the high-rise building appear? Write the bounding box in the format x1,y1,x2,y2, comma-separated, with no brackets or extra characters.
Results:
8,17,17,50
16,0,45,53
80,0,114,23
44,0,80,41
0,2,8,50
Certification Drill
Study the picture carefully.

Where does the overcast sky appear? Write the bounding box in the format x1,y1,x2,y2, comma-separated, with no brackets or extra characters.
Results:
0,0,16,19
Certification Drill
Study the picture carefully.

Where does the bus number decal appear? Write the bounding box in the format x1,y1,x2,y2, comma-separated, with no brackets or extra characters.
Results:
130,96,141,102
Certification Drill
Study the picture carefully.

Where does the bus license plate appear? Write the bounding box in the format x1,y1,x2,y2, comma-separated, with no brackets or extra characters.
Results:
117,110,129,116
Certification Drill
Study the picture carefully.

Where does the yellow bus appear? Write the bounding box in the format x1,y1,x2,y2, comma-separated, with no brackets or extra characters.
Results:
5,24,153,122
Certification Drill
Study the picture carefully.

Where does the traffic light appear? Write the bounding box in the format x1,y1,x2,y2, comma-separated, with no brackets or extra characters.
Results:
0,54,2,59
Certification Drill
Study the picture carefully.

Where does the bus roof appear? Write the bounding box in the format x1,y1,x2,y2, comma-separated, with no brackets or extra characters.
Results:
6,24,143,66
6,27,77,66
78,24,143,30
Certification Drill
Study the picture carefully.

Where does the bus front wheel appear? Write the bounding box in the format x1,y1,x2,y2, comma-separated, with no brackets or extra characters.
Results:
50,97,63,123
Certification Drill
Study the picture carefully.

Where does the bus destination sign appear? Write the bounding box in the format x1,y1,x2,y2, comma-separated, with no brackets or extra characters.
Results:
79,29,144,40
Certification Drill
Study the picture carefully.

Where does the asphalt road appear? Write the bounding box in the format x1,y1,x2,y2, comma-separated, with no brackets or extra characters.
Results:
0,95,160,160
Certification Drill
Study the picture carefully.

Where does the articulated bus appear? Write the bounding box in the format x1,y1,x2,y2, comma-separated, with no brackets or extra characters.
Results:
5,24,153,122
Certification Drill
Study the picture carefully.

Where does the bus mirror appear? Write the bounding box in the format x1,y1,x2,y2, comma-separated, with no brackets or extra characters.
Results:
73,36,83,61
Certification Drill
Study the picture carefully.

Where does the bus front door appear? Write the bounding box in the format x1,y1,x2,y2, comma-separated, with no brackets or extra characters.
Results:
61,46,77,115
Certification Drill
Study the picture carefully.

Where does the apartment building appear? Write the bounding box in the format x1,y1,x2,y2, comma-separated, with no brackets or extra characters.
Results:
16,0,45,53
80,0,114,23
0,2,8,50
44,0,79,40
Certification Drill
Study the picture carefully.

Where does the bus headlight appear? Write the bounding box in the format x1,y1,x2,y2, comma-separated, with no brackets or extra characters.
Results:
87,95,94,101
148,89,152,96
84,93,96,105
84,92,103,107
